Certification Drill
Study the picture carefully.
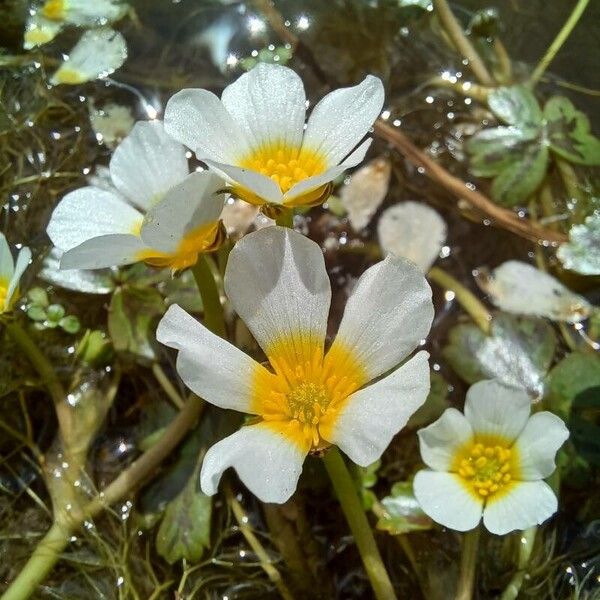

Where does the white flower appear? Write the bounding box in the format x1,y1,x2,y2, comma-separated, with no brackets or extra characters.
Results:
478,260,591,323
378,202,447,273
414,379,569,535
164,63,384,210
0,233,31,314
24,0,128,49
50,28,127,86
47,120,226,272
157,226,434,503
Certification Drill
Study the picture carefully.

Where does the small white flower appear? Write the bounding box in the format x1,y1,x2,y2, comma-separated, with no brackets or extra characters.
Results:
0,233,31,314
157,226,434,503
50,28,127,86
24,0,128,49
378,202,447,272
414,379,569,535
478,260,591,323
47,120,226,272
89,102,135,148
164,63,384,210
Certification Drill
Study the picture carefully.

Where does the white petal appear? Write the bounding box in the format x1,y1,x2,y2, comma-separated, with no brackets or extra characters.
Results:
47,187,143,252
482,481,558,535
340,157,391,232
109,120,189,210
413,471,483,532
464,380,531,442
418,407,474,471
479,261,591,323
283,139,373,205
224,227,331,360
514,412,569,480
50,28,127,85
0,233,13,281
200,422,308,503
204,159,283,205
156,304,268,413
24,12,62,49
58,0,128,26
140,171,225,253
377,202,447,272
221,63,306,151
6,247,31,309
332,255,434,381
60,234,146,269
303,75,384,166
324,351,430,466
164,89,249,162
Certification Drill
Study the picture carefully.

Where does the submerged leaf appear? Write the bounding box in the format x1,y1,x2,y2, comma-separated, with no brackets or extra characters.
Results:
487,85,543,127
376,482,433,535
443,312,556,399
478,261,591,323
544,96,600,166
557,212,600,276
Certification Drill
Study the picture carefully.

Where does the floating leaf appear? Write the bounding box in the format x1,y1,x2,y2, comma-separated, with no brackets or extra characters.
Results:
443,312,556,399
487,85,543,127
557,212,600,276
478,261,591,323
156,473,212,564
376,482,433,535
544,96,600,166
108,285,164,360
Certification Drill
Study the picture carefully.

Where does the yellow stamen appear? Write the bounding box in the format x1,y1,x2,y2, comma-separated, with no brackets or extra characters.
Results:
53,68,86,85
252,335,368,451
452,435,520,502
41,0,66,20
0,277,9,313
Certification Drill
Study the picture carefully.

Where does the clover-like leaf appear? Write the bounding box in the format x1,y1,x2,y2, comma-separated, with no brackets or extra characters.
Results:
443,312,556,399
544,96,600,166
557,212,600,276
487,85,543,127
376,482,433,535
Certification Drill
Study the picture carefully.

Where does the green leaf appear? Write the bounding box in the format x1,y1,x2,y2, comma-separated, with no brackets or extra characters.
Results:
156,473,212,564
46,303,65,321
546,352,600,419
26,305,47,321
108,285,165,360
544,96,600,166
376,482,433,535
27,287,49,307
489,141,549,206
443,312,556,399
352,460,381,510
59,315,81,334
557,212,600,276
408,372,450,428
487,85,543,127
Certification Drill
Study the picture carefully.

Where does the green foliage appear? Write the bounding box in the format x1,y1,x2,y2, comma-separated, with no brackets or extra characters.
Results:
466,86,600,206
25,287,81,334
76,329,114,366
557,212,600,276
376,482,433,535
352,460,381,510
443,312,556,399
240,45,293,72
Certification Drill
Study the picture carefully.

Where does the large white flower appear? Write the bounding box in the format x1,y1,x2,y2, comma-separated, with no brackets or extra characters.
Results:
47,120,226,272
164,64,384,211
414,379,569,535
157,226,434,503
0,233,31,314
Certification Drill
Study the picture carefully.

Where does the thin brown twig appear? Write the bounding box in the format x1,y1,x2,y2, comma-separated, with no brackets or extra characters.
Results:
374,120,567,245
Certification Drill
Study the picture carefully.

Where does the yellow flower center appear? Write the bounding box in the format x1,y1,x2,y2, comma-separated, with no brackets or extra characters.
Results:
253,336,367,450
53,68,86,85
41,0,66,21
453,435,519,501
239,143,326,194
136,221,225,272
0,279,8,312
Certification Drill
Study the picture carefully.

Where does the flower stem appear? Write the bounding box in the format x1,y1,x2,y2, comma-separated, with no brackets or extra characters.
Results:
456,526,480,600
530,0,590,85
1,394,204,600
428,266,492,333
191,254,226,338
323,448,398,600
499,527,537,600
432,0,495,87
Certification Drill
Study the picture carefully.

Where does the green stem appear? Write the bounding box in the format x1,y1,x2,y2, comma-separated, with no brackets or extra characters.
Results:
428,266,492,333
456,526,480,600
323,448,397,600
275,208,294,228
191,254,226,338
530,0,590,84
499,527,537,600
432,0,495,87
1,394,204,600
